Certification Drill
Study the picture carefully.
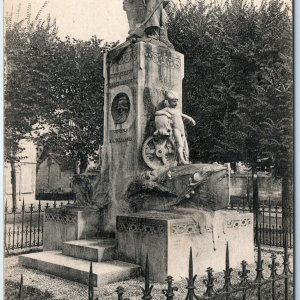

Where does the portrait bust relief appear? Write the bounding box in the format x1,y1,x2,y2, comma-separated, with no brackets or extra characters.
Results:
111,93,131,124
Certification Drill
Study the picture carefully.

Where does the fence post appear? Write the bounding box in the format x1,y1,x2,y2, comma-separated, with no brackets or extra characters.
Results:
246,175,251,211
254,240,264,300
21,199,25,249
162,276,178,300
88,262,94,300
238,260,250,300
18,274,24,300
283,231,292,300
262,202,265,245
268,253,278,300
141,254,153,300
12,206,16,250
37,199,41,246
29,204,33,248
275,205,278,246
185,248,200,300
116,286,125,300
268,197,272,245
252,165,259,246
203,267,217,298
221,242,234,297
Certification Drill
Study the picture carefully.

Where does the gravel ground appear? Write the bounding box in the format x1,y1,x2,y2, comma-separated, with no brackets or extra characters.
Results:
4,249,293,300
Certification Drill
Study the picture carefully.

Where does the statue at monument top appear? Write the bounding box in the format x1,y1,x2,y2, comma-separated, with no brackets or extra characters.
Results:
123,0,173,48
154,91,196,165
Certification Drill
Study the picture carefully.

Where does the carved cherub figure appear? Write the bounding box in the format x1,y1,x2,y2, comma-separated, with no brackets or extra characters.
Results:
154,91,196,165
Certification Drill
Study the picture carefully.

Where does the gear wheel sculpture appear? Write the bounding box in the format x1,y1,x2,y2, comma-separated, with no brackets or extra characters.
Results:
142,136,177,170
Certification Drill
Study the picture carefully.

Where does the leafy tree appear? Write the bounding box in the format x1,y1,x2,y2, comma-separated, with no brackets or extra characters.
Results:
168,0,292,223
37,36,117,174
5,2,58,208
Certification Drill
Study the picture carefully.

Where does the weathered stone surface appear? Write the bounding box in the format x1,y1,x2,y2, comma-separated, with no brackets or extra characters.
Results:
117,209,254,282
62,238,116,262
127,163,231,211
72,174,94,206
19,251,140,286
94,42,184,232
43,207,100,250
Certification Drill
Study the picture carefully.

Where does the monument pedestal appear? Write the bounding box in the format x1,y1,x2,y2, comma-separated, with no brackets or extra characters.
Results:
99,41,185,232
43,206,100,251
117,209,254,282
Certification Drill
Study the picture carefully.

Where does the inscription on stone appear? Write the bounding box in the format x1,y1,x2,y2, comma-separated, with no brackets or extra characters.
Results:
110,70,134,88
110,128,133,144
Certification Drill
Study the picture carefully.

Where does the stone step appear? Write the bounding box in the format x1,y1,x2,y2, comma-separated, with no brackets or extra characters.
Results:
62,239,116,262
19,251,141,286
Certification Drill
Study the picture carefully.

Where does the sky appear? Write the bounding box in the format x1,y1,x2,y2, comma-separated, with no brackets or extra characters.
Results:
5,0,292,43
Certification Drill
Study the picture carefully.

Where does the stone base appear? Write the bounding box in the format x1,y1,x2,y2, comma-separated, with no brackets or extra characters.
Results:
117,209,254,282
19,250,140,286
43,206,100,251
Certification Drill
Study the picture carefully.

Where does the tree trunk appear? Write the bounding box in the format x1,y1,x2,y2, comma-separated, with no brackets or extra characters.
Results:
10,159,17,211
79,156,88,174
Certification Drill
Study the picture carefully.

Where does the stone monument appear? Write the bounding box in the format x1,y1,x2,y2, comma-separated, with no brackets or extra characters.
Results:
93,0,254,280
19,1,254,285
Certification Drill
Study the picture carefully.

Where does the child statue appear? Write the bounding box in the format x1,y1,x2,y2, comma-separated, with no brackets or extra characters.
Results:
154,91,196,165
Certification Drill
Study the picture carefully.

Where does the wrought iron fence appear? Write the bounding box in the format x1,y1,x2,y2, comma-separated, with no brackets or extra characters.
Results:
4,198,74,254
88,236,292,300
227,197,293,249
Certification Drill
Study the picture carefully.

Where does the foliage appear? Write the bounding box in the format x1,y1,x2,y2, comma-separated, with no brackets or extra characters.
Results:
168,0,292,177
37,36,117,173
5,3,117,174
4,2,58,162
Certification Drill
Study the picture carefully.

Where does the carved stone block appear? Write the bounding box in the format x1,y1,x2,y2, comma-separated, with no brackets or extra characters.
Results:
117,209,254,282
43,206,100,251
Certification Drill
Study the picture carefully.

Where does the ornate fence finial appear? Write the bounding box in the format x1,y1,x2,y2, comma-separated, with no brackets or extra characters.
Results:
142,254,153,300
203,267,217,298
255,239,264,283
88,262,94,300
238,260,250,286
162,276,178,300
185,247,200,300
116,286,125,300
221,242,234,293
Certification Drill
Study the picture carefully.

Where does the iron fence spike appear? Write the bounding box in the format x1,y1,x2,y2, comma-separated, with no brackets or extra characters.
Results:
226,242,229,271
189,247,193,280
88,262,94,300
18,274,24,300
